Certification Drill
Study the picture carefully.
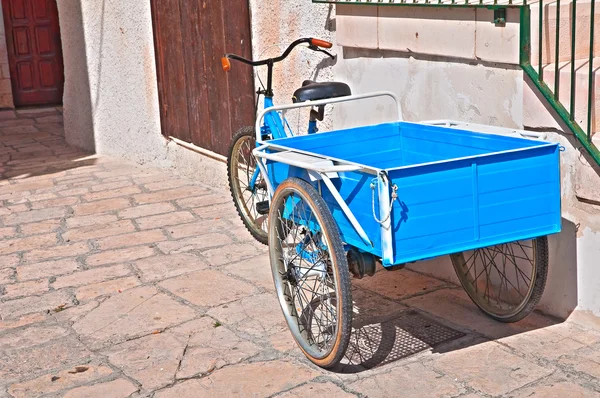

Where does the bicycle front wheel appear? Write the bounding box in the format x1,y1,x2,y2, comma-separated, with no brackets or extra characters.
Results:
227,126,269,244
268,177,352,368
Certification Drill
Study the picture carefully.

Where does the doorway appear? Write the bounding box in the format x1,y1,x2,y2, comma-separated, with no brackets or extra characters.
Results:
2,0,64,107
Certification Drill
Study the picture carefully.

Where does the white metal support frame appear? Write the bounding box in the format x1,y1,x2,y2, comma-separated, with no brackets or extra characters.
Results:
421,120,549,141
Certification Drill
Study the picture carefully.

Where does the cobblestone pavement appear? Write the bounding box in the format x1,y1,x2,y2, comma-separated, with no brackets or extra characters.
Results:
2,108,600,397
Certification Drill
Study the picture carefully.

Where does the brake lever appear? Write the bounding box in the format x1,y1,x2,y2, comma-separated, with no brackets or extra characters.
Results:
308,44,335,59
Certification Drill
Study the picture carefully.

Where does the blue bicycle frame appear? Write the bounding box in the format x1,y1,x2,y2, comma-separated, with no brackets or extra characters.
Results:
247,96,318,192
223,38,333,194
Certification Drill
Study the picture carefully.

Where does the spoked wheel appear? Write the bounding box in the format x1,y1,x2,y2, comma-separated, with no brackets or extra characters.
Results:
269,177,352,368
227,126,269,244
450,236,549,323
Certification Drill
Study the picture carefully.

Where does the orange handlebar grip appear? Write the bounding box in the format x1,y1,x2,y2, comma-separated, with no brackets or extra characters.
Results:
221,57,231,72
310,38,333,49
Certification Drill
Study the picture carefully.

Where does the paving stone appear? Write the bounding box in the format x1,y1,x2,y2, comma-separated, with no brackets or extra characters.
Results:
72,286,196,348
118,202,176,219
133,186,209,204
175,193,230,209
499,327,586,361
0,325,69,351
90,180,133,192
8,364,114,398
75,276,141,301
17,259,79,281
281,381,359,397
82,185,142,202
0,226,17,239
133,253,207,282
156,233,232,254
355,268,447,300
0,233,56,255
2,279,48,298
24,241,89,263
267,329,298,353
153,380,205,398
402,288,556,339
350,361,463,397
135,211,196,230
58,187,90,197
168,317,261,379
20,219,61,235
0,290,73,319
0,313,47,331
195,360,320,396
62,378,138,398
53,264,131,289
66,213,118,228
51,301,100,325
201,243,262,266
222,254,274,291
0,254,19,267
430,341,553,396
30,196,79,210
96,229,167,250
144,179,193,191
159,270,255,308
0,267,14,284
86,246,155,267
62,219,136,242
72,198,130,216
558,353,600,379
2,207,67,225
192,203,238,219
510,376,599,398
165,218,229,239
549,320,600,346
207,293,286,338
102,333,185,391
0,335,92,383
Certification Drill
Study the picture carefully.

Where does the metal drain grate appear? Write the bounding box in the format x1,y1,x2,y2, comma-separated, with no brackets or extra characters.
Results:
341,310,465,372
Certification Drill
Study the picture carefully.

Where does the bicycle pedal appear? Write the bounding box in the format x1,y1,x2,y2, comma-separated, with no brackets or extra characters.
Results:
256,200,270,215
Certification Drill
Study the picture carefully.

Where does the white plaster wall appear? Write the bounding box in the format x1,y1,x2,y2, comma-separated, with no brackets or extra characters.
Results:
58,0,228,188
333,49,524,129
248,0,336,132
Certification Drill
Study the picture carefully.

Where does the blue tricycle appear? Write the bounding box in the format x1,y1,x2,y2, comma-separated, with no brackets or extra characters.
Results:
223,38,561,368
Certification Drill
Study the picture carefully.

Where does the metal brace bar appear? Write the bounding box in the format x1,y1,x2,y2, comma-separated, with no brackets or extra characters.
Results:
255,91,403,143
318,172,373,247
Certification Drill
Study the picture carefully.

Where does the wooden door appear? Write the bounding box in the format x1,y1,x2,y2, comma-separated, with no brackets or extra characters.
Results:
2,0,64,107
151,0,255,156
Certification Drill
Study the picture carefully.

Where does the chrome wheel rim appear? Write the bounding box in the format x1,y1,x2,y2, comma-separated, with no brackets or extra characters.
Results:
270,188,340,360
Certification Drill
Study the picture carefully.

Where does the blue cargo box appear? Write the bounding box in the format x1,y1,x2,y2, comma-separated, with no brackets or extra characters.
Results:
265,121,561,267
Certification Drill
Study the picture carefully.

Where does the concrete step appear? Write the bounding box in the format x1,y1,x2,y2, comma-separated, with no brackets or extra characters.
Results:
526,57,599,137
530,0,600,65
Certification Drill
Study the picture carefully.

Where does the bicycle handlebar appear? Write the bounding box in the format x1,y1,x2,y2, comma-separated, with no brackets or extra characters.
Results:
222,38,332,71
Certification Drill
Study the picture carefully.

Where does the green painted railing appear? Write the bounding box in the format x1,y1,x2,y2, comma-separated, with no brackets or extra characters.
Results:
520,3,600,165
314,0,600,166
313,0,524,7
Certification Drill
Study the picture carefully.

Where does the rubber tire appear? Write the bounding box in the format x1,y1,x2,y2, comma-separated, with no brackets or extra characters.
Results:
268,177,352,369
227,126,268,245
450,236,549,323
